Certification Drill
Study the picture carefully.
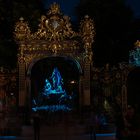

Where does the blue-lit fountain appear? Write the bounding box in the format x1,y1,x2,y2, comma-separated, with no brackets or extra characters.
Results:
32,67,73,112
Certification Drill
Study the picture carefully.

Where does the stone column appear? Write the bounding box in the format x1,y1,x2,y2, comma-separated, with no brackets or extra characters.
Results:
18,62,26,107
18,44,26,107
83,60,91,106
121,84,127,113
80,15,95,106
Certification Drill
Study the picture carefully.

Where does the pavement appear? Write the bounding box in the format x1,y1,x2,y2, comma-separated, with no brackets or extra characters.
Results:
0,111,117,140
0,124,116,140
0,133,116,140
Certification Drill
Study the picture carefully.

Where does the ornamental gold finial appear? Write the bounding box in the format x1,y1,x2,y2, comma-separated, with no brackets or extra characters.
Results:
48,2,61,15
80,15,95,63
14,17,31,40
80,15,95,46
134,40,140,47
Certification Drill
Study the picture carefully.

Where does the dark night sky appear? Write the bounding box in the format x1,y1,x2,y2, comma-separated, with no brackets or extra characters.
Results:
42,0,80,21
43,0,140,19
126,0,140,18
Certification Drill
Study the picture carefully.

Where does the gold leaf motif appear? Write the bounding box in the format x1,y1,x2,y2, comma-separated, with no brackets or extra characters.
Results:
80,15,95,48
14,17,31,40
134,40,140,47
14,3,95,67
47,2,61,15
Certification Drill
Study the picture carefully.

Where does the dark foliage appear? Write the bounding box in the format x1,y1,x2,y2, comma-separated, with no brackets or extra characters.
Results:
0,0,43,68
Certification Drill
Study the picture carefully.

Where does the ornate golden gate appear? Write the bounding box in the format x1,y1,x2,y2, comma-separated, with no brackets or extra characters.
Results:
14,3,95,109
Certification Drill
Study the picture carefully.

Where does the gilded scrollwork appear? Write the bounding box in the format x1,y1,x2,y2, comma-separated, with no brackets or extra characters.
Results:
63,16,77,38
83,51,93,63
18,44,26,63
45,18,64,41
80,15,95,48
14,2,77,43
24,54,37,67
18,54,25,64
24,53,47,67
80,15,95,65
49,43,62,54
34,15,47,39
28,3,76,42
14,2,95,71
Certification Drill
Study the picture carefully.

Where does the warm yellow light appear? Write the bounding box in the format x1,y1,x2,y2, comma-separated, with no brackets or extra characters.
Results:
70,80,76,84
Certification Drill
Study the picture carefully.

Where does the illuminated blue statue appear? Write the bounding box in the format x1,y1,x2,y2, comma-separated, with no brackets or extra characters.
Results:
32,67,73,112
43,67,66,95
44,79,52,93
51,67,63,91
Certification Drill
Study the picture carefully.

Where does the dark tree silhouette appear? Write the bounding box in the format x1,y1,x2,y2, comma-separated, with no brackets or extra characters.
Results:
0,0,43,68
76,0,134,66
12,0,43,32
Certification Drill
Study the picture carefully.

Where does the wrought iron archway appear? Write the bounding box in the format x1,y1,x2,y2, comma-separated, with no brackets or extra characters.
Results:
14,2,95,109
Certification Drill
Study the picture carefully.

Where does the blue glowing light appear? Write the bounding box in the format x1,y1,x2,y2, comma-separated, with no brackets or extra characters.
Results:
0,136,17,139
32,105,72,112
32,67,74,112
43,67,66,95
129,47,140,66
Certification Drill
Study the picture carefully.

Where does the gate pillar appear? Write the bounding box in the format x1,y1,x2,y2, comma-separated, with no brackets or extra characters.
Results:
18,44,26,107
